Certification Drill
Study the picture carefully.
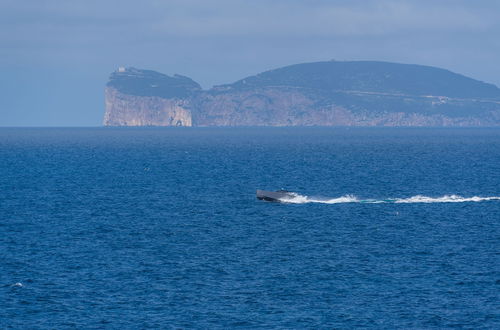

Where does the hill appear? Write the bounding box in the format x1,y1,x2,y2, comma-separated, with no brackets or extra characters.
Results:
104,61,500,126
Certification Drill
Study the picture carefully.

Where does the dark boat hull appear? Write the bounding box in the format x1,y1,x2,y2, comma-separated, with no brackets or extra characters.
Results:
256,190,295,202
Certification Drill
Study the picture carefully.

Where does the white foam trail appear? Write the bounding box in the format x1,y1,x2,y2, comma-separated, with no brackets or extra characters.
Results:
278,193,500,204
394,195,500,203
281,194,359,204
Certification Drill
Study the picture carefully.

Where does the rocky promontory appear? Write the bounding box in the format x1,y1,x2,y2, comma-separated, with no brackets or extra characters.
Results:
104,61,500,126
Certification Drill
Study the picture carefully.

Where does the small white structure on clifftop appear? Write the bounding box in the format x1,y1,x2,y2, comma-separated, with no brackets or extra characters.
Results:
118,67,126,73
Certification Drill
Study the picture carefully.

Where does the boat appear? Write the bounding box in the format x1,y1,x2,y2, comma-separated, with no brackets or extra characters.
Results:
256,189,295,202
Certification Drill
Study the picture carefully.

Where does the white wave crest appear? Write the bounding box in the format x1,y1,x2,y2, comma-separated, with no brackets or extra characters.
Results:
277,193,500,204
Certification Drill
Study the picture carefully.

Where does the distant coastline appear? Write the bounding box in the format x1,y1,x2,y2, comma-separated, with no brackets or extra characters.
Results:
104,61,500,127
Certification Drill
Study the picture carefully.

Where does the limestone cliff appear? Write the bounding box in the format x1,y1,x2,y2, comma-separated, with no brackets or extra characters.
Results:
104,87,192,126
192,87,500,127
104,62,500,126
103,67,199,126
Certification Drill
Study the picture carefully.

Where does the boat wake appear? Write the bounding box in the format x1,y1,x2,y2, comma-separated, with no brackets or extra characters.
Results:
279,193,500,204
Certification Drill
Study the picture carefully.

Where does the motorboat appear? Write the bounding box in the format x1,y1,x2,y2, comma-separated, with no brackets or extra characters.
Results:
256,189,295,202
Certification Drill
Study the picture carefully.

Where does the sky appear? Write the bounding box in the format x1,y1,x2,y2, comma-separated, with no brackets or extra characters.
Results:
1,0,500,126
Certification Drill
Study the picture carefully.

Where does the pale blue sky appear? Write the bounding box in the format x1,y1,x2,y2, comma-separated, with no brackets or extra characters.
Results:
1,0,500,126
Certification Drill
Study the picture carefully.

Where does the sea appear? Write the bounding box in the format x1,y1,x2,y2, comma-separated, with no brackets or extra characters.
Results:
1,127,499,329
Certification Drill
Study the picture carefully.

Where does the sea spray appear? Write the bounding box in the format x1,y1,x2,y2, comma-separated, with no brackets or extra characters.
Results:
277,193,500,204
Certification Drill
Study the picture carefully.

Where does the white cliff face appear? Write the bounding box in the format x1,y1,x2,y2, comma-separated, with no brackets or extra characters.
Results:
104,86,500,127
104,87,192,126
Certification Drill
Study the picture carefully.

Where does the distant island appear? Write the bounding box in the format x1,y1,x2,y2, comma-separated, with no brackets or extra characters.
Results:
104,61,500,126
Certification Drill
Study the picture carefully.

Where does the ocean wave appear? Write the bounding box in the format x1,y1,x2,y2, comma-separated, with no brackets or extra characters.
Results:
279,193,500,204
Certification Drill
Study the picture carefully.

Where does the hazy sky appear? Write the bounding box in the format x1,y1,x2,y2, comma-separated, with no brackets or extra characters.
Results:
1,0,500,126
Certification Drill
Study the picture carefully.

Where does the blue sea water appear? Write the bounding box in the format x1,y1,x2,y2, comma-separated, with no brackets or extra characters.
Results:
1,127,499,329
